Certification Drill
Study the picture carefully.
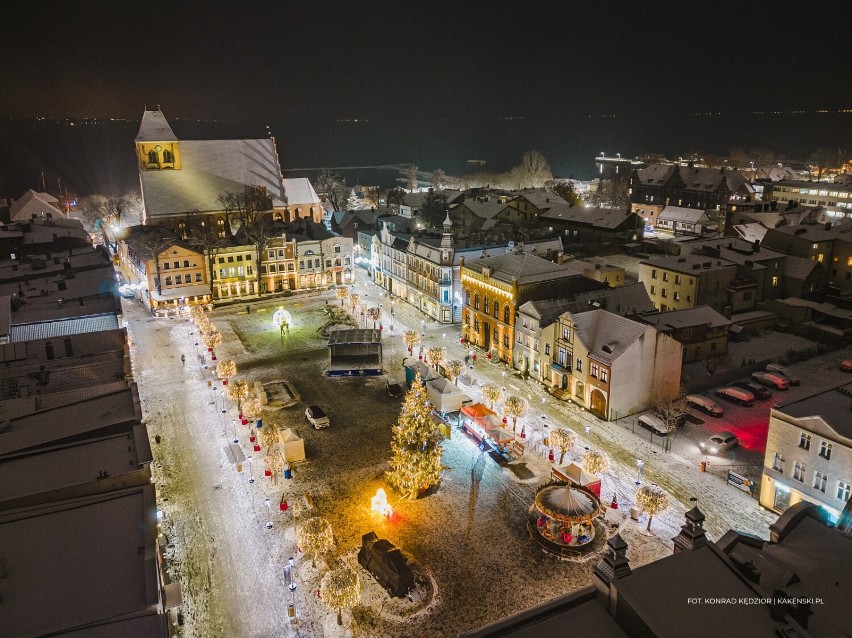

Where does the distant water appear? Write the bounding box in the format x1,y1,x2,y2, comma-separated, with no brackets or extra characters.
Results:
1,112,849,197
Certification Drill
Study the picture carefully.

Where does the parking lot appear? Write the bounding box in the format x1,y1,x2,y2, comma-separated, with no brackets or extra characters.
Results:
664,348,852,474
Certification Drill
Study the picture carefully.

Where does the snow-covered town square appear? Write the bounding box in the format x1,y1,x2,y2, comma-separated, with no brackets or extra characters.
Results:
131,265,828,638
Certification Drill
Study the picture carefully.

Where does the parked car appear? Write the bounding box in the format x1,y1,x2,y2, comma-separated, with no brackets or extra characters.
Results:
841,359,852,372
637,413,669,437
732,381,772,400
751,371,789,391
765,363,800,386
685,394,724,417
715,387,755,407
699,430,739,454
305,405,330,429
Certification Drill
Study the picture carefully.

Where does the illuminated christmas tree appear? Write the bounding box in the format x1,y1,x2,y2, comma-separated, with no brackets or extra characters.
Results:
386,373,444,498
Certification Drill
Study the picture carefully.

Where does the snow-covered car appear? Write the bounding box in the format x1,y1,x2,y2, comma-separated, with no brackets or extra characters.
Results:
732,381,772,401
305,405,330,429
685,394,724,417
765,363,800,386
751,371,789,391
699,431,739,454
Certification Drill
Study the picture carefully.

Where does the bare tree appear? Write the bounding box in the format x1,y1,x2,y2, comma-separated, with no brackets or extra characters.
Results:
727,147,751,171
185,210,226,297
361,186,383,209
545,179,582,207
519,150,553,188
431,168,447,190
809,147,837,180
403,164,419,191
219,188,274,293
315,170,349,212
750,148,776,179
647,383,688,452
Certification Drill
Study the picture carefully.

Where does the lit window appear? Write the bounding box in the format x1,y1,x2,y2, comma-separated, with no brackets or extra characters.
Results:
600,368,608,383
772,453,784,472
576,358,583,373
591,363,598,378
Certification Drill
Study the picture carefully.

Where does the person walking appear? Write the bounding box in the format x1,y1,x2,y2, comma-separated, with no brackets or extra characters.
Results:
181,354,185,364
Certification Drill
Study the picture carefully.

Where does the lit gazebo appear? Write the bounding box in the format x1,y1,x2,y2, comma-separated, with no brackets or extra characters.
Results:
529,483,602,555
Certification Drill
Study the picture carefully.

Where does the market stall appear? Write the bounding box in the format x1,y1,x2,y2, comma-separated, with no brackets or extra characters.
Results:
404,359,440,386
426,377,472,414
551,462,602,498
460,403,515,451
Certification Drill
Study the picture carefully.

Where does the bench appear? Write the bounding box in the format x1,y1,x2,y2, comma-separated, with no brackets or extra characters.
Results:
507,440,525,460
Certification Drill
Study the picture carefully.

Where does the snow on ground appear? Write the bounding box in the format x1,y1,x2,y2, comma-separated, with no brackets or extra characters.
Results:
127,267,851,637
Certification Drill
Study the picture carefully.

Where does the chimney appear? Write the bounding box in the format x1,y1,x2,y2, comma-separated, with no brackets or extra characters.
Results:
673,506,709,553
753,240,760,253
593,534,631,614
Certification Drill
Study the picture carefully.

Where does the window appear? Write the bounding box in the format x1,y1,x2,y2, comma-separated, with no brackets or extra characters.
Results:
600,368,608,383
575,380,585,399
334,244,341,253
268,264,277,273
165,276,172,286
484,297,490,314
847,256,852,267
493,328,498,343
819,441,832,460
651,269,657,279
772,453,784,472
562,327,571,340
661,288,668,298
799,432,811,450
650,285,656,295
682,328,693,339
673,292,680,301
576,358,583,373
474,294,480,310
772,276,779,287
793,461,805,482
662,272,669,282
173,261,180,268
503,333,509,348
493,301,500,319
183,260,189,268
590,363,598,378
743,291,752,301
557,347,566,365
545,343,551,355
504,306,510,323
838,481,851,502
175,275,182,284
674,275,681,285
162,262,170,269
814,471,827,493
219,269,226,279
196,273,202,282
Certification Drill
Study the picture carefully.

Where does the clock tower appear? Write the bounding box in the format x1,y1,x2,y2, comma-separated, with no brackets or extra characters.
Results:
135,109,181,171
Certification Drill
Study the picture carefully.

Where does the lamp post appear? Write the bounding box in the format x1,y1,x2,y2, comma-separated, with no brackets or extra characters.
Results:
231,418,238,444
247,457,255,484
287,556,297,591
584,424,591,450
265,498,273,529
636,459,644,485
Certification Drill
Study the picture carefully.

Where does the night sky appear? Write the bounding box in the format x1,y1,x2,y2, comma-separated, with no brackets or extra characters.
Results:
3,2,850,122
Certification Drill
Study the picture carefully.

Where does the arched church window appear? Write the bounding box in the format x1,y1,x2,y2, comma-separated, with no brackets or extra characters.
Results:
163,149,174,163
147,150,158,164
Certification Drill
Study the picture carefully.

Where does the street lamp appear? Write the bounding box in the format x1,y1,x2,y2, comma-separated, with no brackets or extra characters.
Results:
584,424,591,450
265,498,273,529
231,418,238,444
636,459,644,485
247,457,255,484
287,556,297,591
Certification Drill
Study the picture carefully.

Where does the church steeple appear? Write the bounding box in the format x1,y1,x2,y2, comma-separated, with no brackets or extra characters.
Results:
136,109,181,171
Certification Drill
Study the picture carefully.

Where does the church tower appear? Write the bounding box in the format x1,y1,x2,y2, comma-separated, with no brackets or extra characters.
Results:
135,109,182,171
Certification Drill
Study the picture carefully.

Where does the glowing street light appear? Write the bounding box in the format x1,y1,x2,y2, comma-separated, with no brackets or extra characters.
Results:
636,459,645,485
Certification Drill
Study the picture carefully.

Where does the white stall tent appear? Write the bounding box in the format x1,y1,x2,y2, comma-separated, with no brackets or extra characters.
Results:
277,428,306,462
425,376,471,413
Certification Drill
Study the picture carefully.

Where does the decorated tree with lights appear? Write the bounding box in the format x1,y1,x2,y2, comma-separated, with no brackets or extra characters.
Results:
550,427,576,464
403,330,420,355
264,447,285,485
427,346,446,371
582,449,610,476
243,394,262,424
189,305,205,323
227,379,251,413
320,566,361,626
386,373,444,498
367,306,382,328
335,286,350,307
444,359,463,384
348,293,361,315
202,329,222,350
636,485,669,531
297,516,335,567
216,359,236,383
503,395,528,435
481,384,502,409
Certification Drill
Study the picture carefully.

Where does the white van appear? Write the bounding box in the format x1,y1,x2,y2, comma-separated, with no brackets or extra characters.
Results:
637,413,668,436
